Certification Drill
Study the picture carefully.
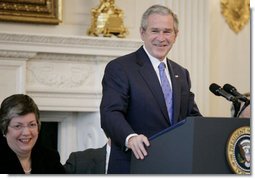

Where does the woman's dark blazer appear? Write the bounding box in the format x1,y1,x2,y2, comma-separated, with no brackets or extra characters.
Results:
0,138,65,174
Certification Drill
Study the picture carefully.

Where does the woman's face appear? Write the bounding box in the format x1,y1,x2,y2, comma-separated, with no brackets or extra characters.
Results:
6,113,39,157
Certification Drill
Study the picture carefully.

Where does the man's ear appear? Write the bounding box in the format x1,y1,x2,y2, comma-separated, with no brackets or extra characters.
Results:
175,30,179,38
173,30,179,42
140,28,145,40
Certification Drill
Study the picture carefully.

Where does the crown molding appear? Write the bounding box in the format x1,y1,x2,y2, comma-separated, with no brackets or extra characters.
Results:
0,32,142,56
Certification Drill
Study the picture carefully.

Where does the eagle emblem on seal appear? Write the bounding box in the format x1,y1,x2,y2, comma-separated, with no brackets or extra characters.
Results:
226,126,250,174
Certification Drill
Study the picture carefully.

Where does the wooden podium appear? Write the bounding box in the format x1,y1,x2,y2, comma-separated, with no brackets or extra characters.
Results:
130,117,250,174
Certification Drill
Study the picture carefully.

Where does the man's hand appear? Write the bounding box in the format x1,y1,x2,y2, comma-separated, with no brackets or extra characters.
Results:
128,134,150,160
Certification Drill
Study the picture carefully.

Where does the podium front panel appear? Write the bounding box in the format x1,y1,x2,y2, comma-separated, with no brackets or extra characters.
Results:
130,117,250,174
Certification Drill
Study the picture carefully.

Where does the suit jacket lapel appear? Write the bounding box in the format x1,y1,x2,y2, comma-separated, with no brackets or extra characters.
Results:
136,47,170,123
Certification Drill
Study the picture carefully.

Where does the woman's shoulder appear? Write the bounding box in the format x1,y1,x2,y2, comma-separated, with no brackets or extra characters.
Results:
32,143,60,159
31,144,65,174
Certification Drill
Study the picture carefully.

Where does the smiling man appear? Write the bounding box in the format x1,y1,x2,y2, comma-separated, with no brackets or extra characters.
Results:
100,4,202,174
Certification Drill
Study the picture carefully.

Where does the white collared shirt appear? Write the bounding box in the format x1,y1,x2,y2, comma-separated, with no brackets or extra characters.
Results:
142,46,172,88
105,142,110,174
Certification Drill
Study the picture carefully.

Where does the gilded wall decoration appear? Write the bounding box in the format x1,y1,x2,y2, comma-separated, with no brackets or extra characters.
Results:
87,0,127,38
221,0,250,33
0,0,62,24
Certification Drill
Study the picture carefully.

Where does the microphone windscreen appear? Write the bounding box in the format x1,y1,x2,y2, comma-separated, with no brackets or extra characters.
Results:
223,83,234,93
209,83,221,96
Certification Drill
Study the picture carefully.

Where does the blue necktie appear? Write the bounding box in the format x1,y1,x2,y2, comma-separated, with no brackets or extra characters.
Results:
158,62,173,125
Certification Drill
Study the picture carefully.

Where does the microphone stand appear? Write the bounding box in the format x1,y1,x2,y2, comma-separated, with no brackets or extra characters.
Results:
232,100,241,117
237,100,250,117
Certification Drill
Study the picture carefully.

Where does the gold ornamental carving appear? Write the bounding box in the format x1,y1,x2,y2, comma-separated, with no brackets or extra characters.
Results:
220,0,250,33
87,0,127,38
0,0,62,24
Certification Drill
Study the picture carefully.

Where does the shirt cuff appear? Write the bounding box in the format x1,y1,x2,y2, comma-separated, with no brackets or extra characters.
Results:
125,133,138,148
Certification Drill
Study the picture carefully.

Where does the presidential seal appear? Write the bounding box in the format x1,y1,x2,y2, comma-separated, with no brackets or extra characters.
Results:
226,126,250,174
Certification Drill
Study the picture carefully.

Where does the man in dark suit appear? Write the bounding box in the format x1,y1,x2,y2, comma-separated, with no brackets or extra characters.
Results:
100,4,202,174
64,139,111,174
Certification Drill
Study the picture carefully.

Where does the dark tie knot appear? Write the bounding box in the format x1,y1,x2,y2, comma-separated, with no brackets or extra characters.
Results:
158,62,166,71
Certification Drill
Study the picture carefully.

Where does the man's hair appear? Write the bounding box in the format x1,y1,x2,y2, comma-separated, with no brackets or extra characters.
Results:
140,4,179,33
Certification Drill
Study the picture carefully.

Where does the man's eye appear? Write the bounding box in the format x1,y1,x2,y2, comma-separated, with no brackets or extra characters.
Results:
151,30,159,33
164,30,173,34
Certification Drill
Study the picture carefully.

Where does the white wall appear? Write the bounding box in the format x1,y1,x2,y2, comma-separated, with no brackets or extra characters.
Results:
208,0,250,117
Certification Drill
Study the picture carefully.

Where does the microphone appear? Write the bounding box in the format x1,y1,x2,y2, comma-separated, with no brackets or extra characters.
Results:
223,84,250,103
210,83,241,117
209,83,238,102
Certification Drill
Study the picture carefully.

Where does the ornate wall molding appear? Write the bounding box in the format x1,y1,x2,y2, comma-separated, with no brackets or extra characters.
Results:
0,50,36,59
0,32,142,111
0,32,142,55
